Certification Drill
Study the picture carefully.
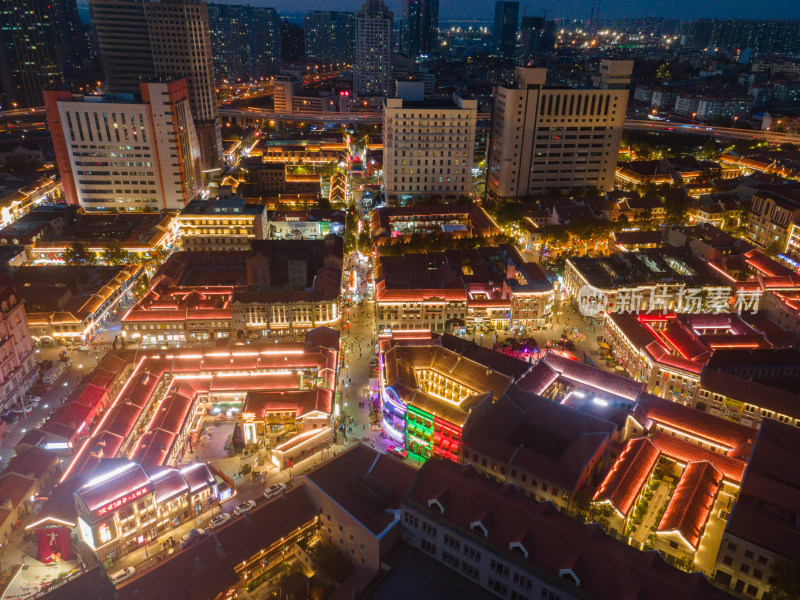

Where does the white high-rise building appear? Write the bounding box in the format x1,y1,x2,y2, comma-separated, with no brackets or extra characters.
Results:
354,0,393,97
487,60,633,197
383,92,477,205
44,80,202,212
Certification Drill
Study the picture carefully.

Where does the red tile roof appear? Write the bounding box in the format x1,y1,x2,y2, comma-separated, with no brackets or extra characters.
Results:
407,460,735,600
4,447,58,481
544,352,644,401
463,390,616,491
651,432,747,483
117,486,316,600
76,463,151,512
634,393,756,452
302,444,416,536
593,437,660,516
657,461,723,549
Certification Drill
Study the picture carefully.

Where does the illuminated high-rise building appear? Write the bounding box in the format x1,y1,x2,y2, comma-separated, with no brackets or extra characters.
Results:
401,0,438,58
354,0,393,97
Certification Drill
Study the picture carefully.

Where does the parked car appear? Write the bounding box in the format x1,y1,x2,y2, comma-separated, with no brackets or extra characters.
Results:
387,445,409,459
263,483,286,500
1,412,19,426
233,500,256,516
24,395,41,404
109,567,136,586
209,513,231,530
78,344,90,351
180,528,207,549
10,404,32,414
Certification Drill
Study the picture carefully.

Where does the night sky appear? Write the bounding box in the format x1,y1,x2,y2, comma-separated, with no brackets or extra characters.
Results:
76,0,800,23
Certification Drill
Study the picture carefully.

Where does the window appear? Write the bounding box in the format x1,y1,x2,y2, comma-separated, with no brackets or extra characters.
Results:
420,539,437,555
745,550,754,559
511,593,530,600
442,550,459,568
462,563,480,580
513,572,533,589
422,522,437,537
723,555,733,566
490,559,509,577
541,589,562,600
443,534,460,550
489,578,508,596
746,585,758,596
753,570,763,580
740,564,750,575
669,541,679,550
463,544,481,562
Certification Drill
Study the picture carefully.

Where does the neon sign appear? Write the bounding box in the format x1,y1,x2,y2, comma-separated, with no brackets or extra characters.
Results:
96,486,150,516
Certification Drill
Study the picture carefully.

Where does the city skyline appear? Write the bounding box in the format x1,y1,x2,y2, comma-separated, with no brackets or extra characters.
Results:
75,0,800,22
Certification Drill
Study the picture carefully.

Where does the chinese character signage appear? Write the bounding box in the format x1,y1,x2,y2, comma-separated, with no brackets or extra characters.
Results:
96,486,151,517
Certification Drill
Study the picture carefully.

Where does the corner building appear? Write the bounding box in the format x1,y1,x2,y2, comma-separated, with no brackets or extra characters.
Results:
44,80,202,212
487,61,632,197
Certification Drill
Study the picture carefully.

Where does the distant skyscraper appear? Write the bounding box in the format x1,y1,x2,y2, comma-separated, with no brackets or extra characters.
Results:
305,11,355,66
0,0,65,107
487,61,633,197
89,0,155,95
354,0,393,97
90,0,222,169
519,16,556,62
492,1,519,60
281,18,304,64
207,4,281,82
45,79,202,211
401,0,438,58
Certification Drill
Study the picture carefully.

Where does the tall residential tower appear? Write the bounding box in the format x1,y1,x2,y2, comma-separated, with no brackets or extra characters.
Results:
492,1,519,60
354,0,393,97
401,0,439,58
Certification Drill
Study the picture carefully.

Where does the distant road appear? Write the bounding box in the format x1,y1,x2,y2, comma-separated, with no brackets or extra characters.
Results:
5,106,800,145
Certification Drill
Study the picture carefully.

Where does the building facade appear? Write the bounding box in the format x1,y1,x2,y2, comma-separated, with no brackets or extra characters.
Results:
304,11,355,66
0,0,65,107
0,280,36,411
492,1,519,59
178,197,268,251
354,0,393,97
383,94,477,204
487,61,632,197
401,0,438,58
44,80,202,212
90,0,222,170
207,3,281,82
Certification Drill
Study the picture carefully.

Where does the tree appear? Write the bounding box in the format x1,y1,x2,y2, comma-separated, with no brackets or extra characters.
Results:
143,247,170,268
357,230,371,255
62,242,96,266
320,161,340,178
769,558,800,600
663,189,690,227
104,241,132,266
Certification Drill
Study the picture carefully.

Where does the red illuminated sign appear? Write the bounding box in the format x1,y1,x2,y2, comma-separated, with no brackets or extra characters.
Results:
96,486,150,516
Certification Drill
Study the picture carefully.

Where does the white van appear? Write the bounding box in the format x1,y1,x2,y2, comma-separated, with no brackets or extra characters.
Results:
109,566,136,586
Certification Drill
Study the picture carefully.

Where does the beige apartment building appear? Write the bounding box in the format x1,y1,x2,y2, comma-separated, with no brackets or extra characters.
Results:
383,93,477,205
487,60,632,197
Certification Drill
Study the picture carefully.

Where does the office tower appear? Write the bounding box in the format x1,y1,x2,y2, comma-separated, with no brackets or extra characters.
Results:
0,0,64,107
88,0,155,95
354,0,393,97
401,0,439,58
207,4,281,82
145,0,221,170
519,16,556,62
281,18,304,64
44,79,202,212
51,0,91,77
487,61,633,197
383,92,477,205
492,1,519,60
305,11,356,66
688,18,713,49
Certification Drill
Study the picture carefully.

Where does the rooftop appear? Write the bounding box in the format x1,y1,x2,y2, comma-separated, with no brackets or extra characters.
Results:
463,388,616,491
725,419,800,559
407,460,734,600
593,437,660,517
302,444,416,536
657,461,723,550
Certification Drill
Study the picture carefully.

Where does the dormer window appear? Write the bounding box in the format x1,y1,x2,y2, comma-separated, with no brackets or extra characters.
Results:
470,521,488,537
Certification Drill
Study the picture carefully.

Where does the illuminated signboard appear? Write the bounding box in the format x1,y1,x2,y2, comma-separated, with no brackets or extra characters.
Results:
96,486,151,517
78,517,95,550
